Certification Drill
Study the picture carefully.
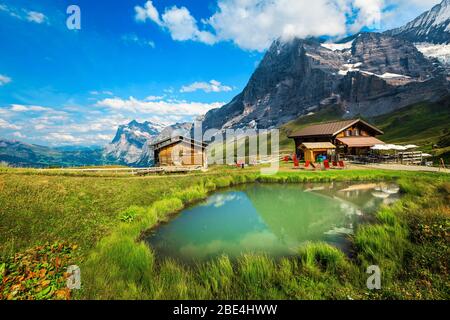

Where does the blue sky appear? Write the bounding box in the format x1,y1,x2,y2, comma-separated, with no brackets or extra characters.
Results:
0,0,441,146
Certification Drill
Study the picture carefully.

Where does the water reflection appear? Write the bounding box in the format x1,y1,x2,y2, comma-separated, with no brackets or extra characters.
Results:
146,182,400,263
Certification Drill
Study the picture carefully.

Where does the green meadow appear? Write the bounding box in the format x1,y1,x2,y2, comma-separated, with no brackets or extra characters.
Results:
0,166,449,300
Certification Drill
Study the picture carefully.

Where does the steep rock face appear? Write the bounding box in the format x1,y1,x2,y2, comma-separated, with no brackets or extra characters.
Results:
201,33,449,132
351,33,436,78
202,38,347,131
384,0,450,72
385,0,450,44
337,33,449,116
103,120,163,165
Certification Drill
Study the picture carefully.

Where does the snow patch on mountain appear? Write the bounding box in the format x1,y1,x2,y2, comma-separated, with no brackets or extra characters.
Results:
415,43,450,65
103,120,163,166
385,0,450,44
321,40,354,52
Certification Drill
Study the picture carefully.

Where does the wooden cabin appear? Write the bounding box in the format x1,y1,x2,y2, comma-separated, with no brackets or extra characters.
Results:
300,142,336,162
152,136,208,168
289,119,384,161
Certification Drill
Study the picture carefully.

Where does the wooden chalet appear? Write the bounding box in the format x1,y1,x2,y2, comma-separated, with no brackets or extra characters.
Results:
152,136,208,168
288,119,385,161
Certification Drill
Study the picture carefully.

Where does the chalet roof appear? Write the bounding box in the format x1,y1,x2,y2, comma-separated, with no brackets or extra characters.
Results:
337,136,385,147
300,142,336,150
288,119,383,138
152,136,207,151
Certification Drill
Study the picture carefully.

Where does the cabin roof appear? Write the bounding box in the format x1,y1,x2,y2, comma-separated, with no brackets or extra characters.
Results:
337,136,385,147
288,119,384,138
300,142,336,150
152,136,207,151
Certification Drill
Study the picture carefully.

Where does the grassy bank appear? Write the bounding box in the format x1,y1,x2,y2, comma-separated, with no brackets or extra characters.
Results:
0,168,449,300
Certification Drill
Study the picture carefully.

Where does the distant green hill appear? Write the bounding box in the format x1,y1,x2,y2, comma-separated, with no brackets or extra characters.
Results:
0,139,110,168
279,97,450,163
371,98,450,162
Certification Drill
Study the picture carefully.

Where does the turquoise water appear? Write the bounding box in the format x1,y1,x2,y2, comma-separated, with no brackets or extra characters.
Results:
146,182,400,263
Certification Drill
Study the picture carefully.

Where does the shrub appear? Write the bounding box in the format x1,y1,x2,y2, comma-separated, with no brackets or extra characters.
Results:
152,198,184,219
119,206,146,223
214,177,233,188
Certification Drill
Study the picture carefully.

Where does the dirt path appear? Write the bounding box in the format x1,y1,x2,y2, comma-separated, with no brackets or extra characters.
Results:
355,163,449,173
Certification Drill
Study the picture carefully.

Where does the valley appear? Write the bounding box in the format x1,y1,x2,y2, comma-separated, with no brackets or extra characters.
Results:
0,0,449,303
2,1,449,169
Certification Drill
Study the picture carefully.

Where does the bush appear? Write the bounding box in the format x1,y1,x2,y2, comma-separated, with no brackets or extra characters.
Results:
214,177,233,188
119,206,146,223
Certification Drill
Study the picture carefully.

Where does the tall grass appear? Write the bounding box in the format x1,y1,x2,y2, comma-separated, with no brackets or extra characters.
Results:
2,168,449,300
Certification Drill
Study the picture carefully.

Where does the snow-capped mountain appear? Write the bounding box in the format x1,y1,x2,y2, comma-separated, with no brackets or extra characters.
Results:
385,0,450,44
385,0,450,70
103,120,164,165
104,120,194,167
134,122,194,167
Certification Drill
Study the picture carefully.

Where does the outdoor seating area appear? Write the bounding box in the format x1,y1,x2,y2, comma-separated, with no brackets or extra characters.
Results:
289,156,347,171
288,119,437,168
346,144,433,165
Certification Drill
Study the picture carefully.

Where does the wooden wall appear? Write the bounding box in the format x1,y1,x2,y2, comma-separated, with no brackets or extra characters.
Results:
157,142,205,166
335,124,372,138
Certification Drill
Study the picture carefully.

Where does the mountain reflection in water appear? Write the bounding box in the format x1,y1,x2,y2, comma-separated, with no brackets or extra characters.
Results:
146,182,400,263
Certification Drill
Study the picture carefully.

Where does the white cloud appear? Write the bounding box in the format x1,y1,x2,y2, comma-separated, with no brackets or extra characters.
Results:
0,74,12,86
135,1,216,45
0,118,21,130
134,0,443,51
209,0,351,51
95,96,223,118
95,134,113,142
12,131,25,139
0,4,48,24
135,0,162,25
10,104,52,112
26,11,47,24
145,95,164,101
121,33,156,48
181,80,233,93
90,90,114,96
349,0,384,33
45,133,83,144
0,97,223,146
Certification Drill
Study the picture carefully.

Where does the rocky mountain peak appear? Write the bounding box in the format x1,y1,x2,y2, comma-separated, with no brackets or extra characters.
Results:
105,120,163,166
201,30,448,132
350,33,436,78
385,0,450,44
111,120,163,145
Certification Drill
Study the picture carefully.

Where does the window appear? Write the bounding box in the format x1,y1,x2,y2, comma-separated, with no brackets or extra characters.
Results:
354,129,360,136
345,130,352,137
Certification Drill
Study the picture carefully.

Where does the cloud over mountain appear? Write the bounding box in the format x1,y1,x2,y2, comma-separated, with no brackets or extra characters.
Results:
180,80,232,93
134,0,445,51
